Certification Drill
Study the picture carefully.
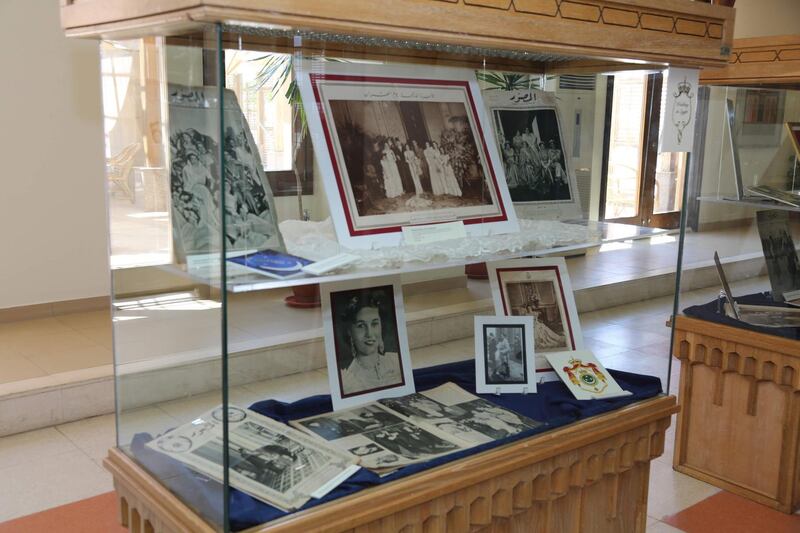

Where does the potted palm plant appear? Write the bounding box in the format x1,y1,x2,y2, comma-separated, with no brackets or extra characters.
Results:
252,53,321,307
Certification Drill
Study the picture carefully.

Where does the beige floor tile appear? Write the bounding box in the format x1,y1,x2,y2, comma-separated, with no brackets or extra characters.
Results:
14,328,103,356
75,326,114,349
647,459,720,520
0,449,113,522
243,369,330,403
0,426,78,470
157,386,261,423
584,323,671,349
0,355,48,383
25,344,112,374
0,317,65,336
55,310,112,331
646,521,685,532
117,406,178,448
56,414,116,466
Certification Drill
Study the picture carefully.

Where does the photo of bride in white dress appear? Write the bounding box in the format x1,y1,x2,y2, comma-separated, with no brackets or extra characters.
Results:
505,281,569,352
328,99,489,217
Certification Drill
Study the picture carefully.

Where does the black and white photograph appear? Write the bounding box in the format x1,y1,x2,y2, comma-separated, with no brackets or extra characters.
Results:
348,443,383,457
296,405,406,441
474,316,536,394
483,89,581,220
505,281,568,351
451,398,542,440
756,210,800,302
167,85,283,261
322,278,415,410
378,393,453,421
364,421,461,460
329,99,491,216
494,108,570,202
298,63,518,249
147,406,357,511
488,258,583,377
483,324,527,384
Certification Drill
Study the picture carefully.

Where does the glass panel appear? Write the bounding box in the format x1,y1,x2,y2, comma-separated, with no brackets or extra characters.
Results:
103,28,227,531
100,25,675,531
653,151,687,214
604,71,647,220
676,83,800,422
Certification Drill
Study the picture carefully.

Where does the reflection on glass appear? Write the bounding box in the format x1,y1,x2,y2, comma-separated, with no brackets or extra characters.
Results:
605,72,647,219
225,50,294,172
653,151,686,214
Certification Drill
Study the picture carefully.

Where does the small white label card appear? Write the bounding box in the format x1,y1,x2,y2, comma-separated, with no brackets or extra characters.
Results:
301,253,360,276
545,350,632,400
658,67,700,153
402,221,467,246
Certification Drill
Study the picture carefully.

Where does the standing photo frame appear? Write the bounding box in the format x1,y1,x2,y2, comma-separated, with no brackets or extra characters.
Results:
474,316,536,394
297,61,518,249
321,277,415,410
483,89,582,220
487,257,583,380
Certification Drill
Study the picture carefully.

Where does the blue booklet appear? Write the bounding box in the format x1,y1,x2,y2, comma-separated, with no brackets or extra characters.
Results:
227,249,312,279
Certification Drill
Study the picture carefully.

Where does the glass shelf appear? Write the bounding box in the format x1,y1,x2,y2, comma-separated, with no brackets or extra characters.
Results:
697,195,800,212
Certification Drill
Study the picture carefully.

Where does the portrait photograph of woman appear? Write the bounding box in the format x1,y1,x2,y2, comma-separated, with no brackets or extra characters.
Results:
322,278,415,410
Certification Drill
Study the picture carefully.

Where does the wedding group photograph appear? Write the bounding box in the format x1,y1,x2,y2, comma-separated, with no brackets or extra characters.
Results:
329,99,496,216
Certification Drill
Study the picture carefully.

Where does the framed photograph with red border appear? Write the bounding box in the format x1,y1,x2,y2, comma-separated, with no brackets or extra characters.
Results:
297,61,518,249
787,122,800,159
487,257,583,382
321,276,415,410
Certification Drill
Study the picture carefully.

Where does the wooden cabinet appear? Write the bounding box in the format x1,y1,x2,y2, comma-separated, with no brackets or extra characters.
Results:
672,316,800,513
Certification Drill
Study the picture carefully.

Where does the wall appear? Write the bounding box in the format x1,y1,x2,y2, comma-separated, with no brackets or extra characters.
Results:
0,1,109,310
733,0,800,39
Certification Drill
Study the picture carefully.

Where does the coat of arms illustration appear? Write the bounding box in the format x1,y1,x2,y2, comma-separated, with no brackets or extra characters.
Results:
563,357,608,394
671,77,694,144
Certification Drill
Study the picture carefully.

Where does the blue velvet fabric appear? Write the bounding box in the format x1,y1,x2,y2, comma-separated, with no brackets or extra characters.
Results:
683,292,800,340
129,360,663,531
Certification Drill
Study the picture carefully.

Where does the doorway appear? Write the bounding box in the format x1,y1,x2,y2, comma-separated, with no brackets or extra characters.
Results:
599,71,686,229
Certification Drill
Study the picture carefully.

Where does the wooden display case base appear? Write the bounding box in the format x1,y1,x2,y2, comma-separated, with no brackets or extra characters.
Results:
672,316,800,514
104,396,676,533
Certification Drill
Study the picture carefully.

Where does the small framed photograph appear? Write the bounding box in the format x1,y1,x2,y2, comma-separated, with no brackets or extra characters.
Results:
321,277,414,410
487,257,583,380
297,61,518,249
483,89,582,220
474,316,536,394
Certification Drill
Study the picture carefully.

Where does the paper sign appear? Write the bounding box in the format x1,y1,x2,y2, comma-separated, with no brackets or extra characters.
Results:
301,253,360,276
659,67,700,153
402,221,467,246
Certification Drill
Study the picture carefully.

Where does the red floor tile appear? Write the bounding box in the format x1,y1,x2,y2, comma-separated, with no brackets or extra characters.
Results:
0,492,126,533
663,490,800,533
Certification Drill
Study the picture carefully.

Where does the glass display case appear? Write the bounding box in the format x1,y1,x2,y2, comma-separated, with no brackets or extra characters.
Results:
671,41,800,514
60,1,736,531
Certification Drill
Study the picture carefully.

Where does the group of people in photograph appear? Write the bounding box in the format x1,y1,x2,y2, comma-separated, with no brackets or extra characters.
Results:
170,125,277,255
500,128,569,199
379,137,463,200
